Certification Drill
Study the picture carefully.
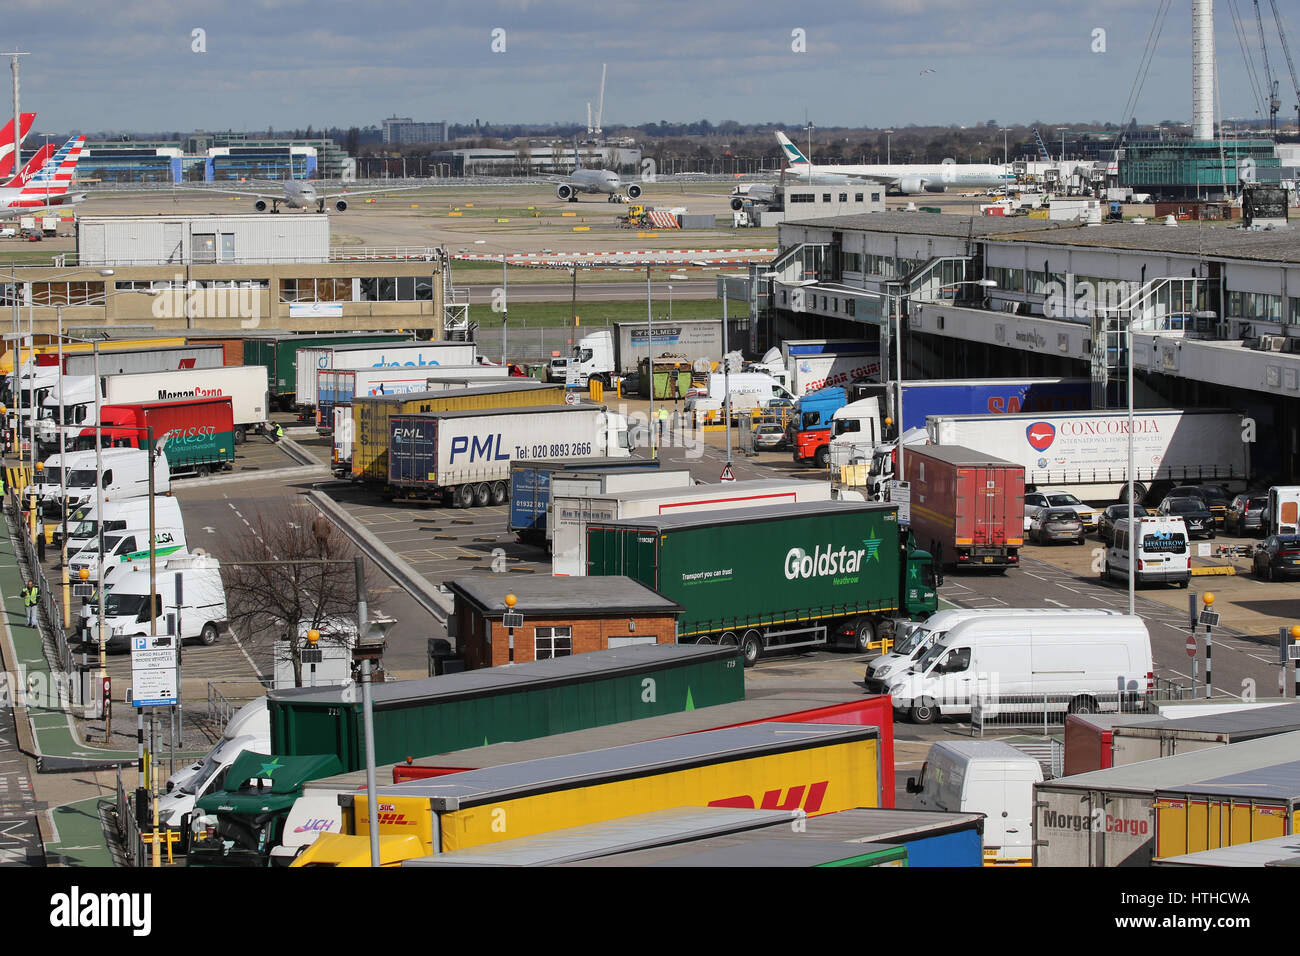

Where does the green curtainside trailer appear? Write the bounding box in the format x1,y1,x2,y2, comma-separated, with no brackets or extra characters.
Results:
585,500,939,667
268,643,744,772
243,333,412,409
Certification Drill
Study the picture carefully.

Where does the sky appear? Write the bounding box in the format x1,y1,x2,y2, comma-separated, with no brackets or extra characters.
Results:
3,0,1296,136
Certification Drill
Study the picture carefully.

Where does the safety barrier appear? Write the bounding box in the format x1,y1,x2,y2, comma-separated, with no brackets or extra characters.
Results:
971,690,1154,737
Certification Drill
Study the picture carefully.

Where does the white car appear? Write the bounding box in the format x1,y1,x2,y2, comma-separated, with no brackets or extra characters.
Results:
1025,489,1099,531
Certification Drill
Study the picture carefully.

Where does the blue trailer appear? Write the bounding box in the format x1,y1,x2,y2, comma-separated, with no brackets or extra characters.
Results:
509,458,663,542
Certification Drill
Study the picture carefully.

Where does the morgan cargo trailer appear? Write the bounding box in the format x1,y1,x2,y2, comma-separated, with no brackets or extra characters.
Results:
294,340,477,411
927,408,1251,502
73,396,236,477
98,365,270,443
386,404,630,507
586,499,938,666
552,478,839,577
905,444,1025,570
347,380,565,482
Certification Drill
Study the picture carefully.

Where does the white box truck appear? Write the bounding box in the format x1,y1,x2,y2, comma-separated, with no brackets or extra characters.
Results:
386,404,631,507
566,320,726,385
927,408,1251,502
100,365,269,443
79,553,227,652
36,447,171,516
551,478,835,576
542,469,695,545
294,341,478,410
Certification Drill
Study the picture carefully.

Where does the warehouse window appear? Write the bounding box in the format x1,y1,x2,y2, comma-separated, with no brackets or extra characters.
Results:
1290,297,1300,325
821,193,831,202
30,281,106,306
359,276,436,302
534,626,572,660
193,234,217,264
871,192,881,202
839,193,848,203
855,193,864,203
789,193,814,203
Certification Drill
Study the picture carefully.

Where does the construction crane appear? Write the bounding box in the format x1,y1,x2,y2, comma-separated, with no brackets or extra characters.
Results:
1269,0,1300,130
1255,0,1281,132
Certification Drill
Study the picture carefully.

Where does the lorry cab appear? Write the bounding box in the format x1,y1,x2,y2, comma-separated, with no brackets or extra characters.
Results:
793,395,880,468
565,330,616,387
158,732,269,845
36,375,95,453
166,698,270,797
1105,516,1191,588
69,526,187,585
906,740,1043,865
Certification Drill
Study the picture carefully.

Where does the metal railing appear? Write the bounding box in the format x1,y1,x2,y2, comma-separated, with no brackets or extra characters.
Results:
971,691,1154,736
114,767,146,868
206,681,265,737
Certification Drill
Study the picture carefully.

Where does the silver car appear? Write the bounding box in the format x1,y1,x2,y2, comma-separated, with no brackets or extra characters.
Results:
1227,494,1267,537
1030,508,1085,545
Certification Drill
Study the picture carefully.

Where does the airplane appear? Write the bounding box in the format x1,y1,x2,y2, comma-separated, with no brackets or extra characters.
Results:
551,145,642,203
213,178,423,213
775,131,1016,195
0,113,36,180
0,136,87,218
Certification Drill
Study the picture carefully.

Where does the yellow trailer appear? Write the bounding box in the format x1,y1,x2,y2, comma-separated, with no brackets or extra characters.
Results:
1153,764,1300,859
293,723,880,865
350,381,565,482
2,337,188,375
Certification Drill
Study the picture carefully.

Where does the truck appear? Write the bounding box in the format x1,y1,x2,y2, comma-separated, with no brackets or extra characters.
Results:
293,341,477,412
386,404,630,507
761,340,882,397
793,397,886,470
317,365,507,433
927,408,1252,502
34,446,171,517
1153,765,1300,861
96,366,270,444
565,320,725,385
347,381,566,482
552,478,839,577
267,643,745,773
904,444,1025,570
585,499,938,666
70,397,236,477
294,723,882,864
507,458,670,544
41,216,58,237
240,332,412,410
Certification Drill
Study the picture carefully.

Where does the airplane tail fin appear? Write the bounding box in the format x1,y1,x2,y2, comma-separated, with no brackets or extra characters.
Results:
776,131,810,167
2,142,57,189
19,136,85,199
0,112,38,179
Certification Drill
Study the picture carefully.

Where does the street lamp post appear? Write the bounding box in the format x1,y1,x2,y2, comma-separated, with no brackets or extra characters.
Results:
645,264,655,459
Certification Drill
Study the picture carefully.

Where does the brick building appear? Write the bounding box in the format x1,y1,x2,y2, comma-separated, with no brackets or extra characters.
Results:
447,576,683,669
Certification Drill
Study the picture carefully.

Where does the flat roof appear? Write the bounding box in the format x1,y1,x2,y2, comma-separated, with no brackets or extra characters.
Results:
781,211,1069,238
1115,702,1300,739
1159,759,1300,802
370,723,876,811
1157,834,1300,867
307,690,871,793
590,499,894,533
351,381,557,404
322,341,474,353
908,444,1017,468
993,220,1300,265
447,574,682,617
270,642,734,709
559,478,808,505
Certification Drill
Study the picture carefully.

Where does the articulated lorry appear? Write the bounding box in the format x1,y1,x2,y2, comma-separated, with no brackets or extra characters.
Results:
586,499,938,666
241,332,412,410
565,320,725,386
386,404,630,507
928,408,1252,502
757,340,881,397
294,341,477,412
317,365,507,433
905,444,1026,570
71,397,236,477
507,458,682,545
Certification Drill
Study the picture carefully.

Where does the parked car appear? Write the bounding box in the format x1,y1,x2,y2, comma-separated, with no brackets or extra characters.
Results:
1025,489,1099,531
1157,496,1216,539
751,422,788,452
1030,508,1085,545
546,357,569,383
1098,503,1149,546
1253,535,1300,581
1167,483,1230,527
1227,494,1268,536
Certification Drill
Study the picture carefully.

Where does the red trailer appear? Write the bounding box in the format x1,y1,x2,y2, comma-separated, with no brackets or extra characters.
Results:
905,443,1024,570
76,396,236,477
1063,713,1162,776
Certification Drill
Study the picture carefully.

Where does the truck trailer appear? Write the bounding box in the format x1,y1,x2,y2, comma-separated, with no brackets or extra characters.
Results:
317,365,507,432
348,381,564,482
85,365,271,443
72,396,235,477
386,404,630,507
905,444,1025,570
585,499,938,665
294,340,477,411
241,332,412,410
508,458,675,544
564,320,725,385
928,408,1251,502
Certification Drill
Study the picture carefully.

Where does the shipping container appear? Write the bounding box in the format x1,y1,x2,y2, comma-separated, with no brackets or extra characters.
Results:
1033,730,1300,867
182,334,248,366
507,459,678,543
269,643,745,774
323,723,882,859
62,344,225,379
387,405,629,506
241,333,411,409
1154,760,1300,860
1063,713,1163,776
1111,702,1300,767
294,341,477,409
927,408,1251,502
317,365,507,431
780,340,883,397
570,807,983,868
586,500,938,665
349,381,564,482
905,444,1025,570
552,478,834,577
73,396,235,476
101,365,269,439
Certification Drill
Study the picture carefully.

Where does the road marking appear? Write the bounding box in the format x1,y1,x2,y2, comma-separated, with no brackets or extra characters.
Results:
1044,599,1068,607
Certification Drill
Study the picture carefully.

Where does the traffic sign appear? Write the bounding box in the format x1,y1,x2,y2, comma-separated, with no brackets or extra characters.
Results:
131,634,178,708
1185,635,1197,658
720,463,736,482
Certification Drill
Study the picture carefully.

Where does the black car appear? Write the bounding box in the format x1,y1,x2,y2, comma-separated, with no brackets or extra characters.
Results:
1168,484,1230,527
1158,496,1216,539
1253,535,1300,581
1098,503,1149,546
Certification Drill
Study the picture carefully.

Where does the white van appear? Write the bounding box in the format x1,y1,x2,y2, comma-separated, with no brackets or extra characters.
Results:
866,607,1122,689
905,740,1043,864
685,371,793,421
1267,485,1300,536
69,527,187,585
884,613,1153,724
166,697,269,796
42,447,170,516
1103,516,1190,588
59,496,183,554
79,553,227,651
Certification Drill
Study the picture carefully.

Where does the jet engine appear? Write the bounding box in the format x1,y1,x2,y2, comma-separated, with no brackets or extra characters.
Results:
730,197,745,211
334,199,348,212
254,199,268,212
625,183,642,200
923,182,947,193
896,176,924,195
555,183,574,200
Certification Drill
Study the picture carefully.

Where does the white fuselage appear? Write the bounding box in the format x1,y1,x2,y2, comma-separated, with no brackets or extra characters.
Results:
787,160,1014,193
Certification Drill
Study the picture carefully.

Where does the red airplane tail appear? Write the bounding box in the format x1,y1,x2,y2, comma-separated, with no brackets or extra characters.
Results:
0,113,37,179
2,142,57,189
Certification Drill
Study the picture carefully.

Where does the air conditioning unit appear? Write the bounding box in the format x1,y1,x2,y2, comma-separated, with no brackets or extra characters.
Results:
1257,335,1286,351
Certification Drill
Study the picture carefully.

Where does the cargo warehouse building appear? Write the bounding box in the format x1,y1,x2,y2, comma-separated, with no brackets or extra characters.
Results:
0,215,444,336
723,209,1300,480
